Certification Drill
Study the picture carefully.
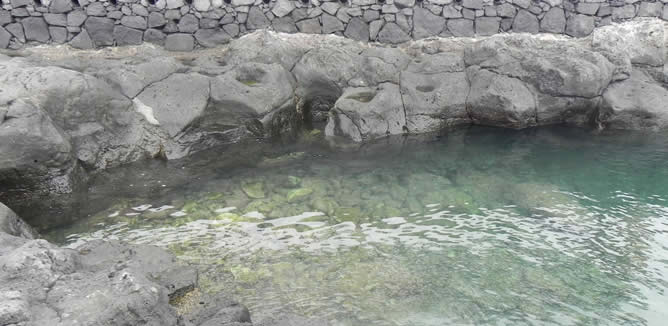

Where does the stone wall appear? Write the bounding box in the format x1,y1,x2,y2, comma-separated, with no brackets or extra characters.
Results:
0,0,666,50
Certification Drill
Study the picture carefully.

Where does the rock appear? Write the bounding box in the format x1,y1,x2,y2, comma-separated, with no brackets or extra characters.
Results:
466,67,537,128
446,18,474,37
0,10,11,26
121,15,147,30
132,4,150,16
322,13,344,34
344,17,369,41
273,16,297,33
512,9,539,33
86,3,106,16
637,2,663,17
136,72,210,136
247,6,270,30
194,28,232,47
377,22,410,44
69,29,93,49
148,12,167,28
114,25,143,45
67,10,87,27
0,202,37,239
178,14,199,33
49,0,73,14
272,0,295,18
193,0,211,11
599,70,668,130
592,19,665,67
5,23,24,43
412,7,445,39
84,17,114,46
144,28,166,45
369,20,383,40
287,187,314,203
165,33,195,51
565,14,595,37
0,27,10,49
401,52,470,132
93,57,182,98
43,13,67,27
540,7,565,33
241,181,265,199
48,26,67,43
443,5,463,18
322,3,340,16
475,17,500,36
326,83,405,141
223,23,240,37
255,314,330,326
612,5,636,20
576,3,599,15
296,17,321,34
462,0,483,10
22,17,50,42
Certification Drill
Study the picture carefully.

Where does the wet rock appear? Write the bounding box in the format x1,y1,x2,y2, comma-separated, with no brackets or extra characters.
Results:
600,70,668,130
326,83,406,141
0,202,37,239
242,181,265,199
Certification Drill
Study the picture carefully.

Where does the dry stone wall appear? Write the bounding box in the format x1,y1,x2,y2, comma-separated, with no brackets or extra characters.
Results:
0,0,666,50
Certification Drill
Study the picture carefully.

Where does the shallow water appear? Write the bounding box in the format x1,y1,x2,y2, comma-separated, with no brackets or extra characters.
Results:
42,126,668,326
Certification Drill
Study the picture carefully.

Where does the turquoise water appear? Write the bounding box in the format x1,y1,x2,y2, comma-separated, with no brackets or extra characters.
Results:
43,126,668,325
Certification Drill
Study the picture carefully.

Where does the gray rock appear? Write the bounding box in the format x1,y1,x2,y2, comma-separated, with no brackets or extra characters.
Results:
322,13,344,34
44,13,67,26
272,16,297,33
513,0,531,9
86,2,106,16
132,4,149,17
67,10,87,27
107,11,123,20
22,17,49,42
638,2,662,17
148,12,167,28
84,17,114,46
326,83,406,142
11,8,30,18
114,25,143,45
165,9,182,21
377,22,410,44
48,26,67,43
69,29,93,49
200,18,219,29
0,10,11,26
322,3,340,16
462,0,483,10
296,17,321,34
475,16,500,36
10,0,30,8
512,9,539,33
223,23,240,37
394,0,415,8
247,6,270,30
165,33,194,51
136,72,210,136
194,28,231,47
540,7,565,34
576,3,599,15
144,28,166,45
591,19,665,67
412,7,445,39
343,17,369,41
447,18,474,37
272,0,295,18
369,19,383,40
49,0,73,14
5,23,24,43
363,9,380,22
0,202,37,239
565,14,595,37
0,27,10,48
178,14,199,33
442,5,462,18
121,15,148,30
612,5,636,20
496,3,515,18
600,71,668,130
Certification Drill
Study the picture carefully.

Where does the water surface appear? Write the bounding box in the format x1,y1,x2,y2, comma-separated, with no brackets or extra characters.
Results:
42,126,668,326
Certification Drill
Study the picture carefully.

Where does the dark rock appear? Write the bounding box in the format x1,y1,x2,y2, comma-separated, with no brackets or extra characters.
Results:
10,0,30,8
69,29,93,49
512,9,539,33
48,26,67,43
144,28,167,45
344,17,369,41
0,202,37,239
165,33,194,51
377,22,410,43
447,18,474,37
0,10,11,26
85,17,114,46
43,13,67,26
566,14,595,37
247,6,270,30
0,27,10,48
223,23,240,37
540,7,566,34
322,13,344,34
412,7,445,39
296,17,321,34
178,14,199,33
22,17,49,42
272,16,297,33
5,23,24,43
194,28,231,47
114,25,143,45
121,15,148,30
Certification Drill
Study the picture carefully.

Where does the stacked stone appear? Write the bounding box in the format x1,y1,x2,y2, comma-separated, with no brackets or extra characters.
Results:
0,0,666,50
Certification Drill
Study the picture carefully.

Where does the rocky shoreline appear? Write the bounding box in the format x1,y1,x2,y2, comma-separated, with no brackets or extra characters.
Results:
0,19,666,325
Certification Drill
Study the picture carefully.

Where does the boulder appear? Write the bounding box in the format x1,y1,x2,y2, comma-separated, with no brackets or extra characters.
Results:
599,70,668,131
1,202,38,239
591,19,665,67
325,83,406,142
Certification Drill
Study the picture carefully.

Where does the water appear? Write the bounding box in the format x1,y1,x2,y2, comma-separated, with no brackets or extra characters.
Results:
40,126,668,326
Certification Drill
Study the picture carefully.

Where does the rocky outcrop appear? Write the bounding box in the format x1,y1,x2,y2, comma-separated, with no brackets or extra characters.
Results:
1,19,667,214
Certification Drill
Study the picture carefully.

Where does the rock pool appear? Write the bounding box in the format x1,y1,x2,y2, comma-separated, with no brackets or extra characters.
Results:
39,126,668,326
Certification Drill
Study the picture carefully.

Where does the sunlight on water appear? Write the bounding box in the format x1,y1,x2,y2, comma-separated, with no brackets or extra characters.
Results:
43,127,668,326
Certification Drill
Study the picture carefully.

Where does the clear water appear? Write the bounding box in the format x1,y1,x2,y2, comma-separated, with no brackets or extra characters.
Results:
42,126,668,326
